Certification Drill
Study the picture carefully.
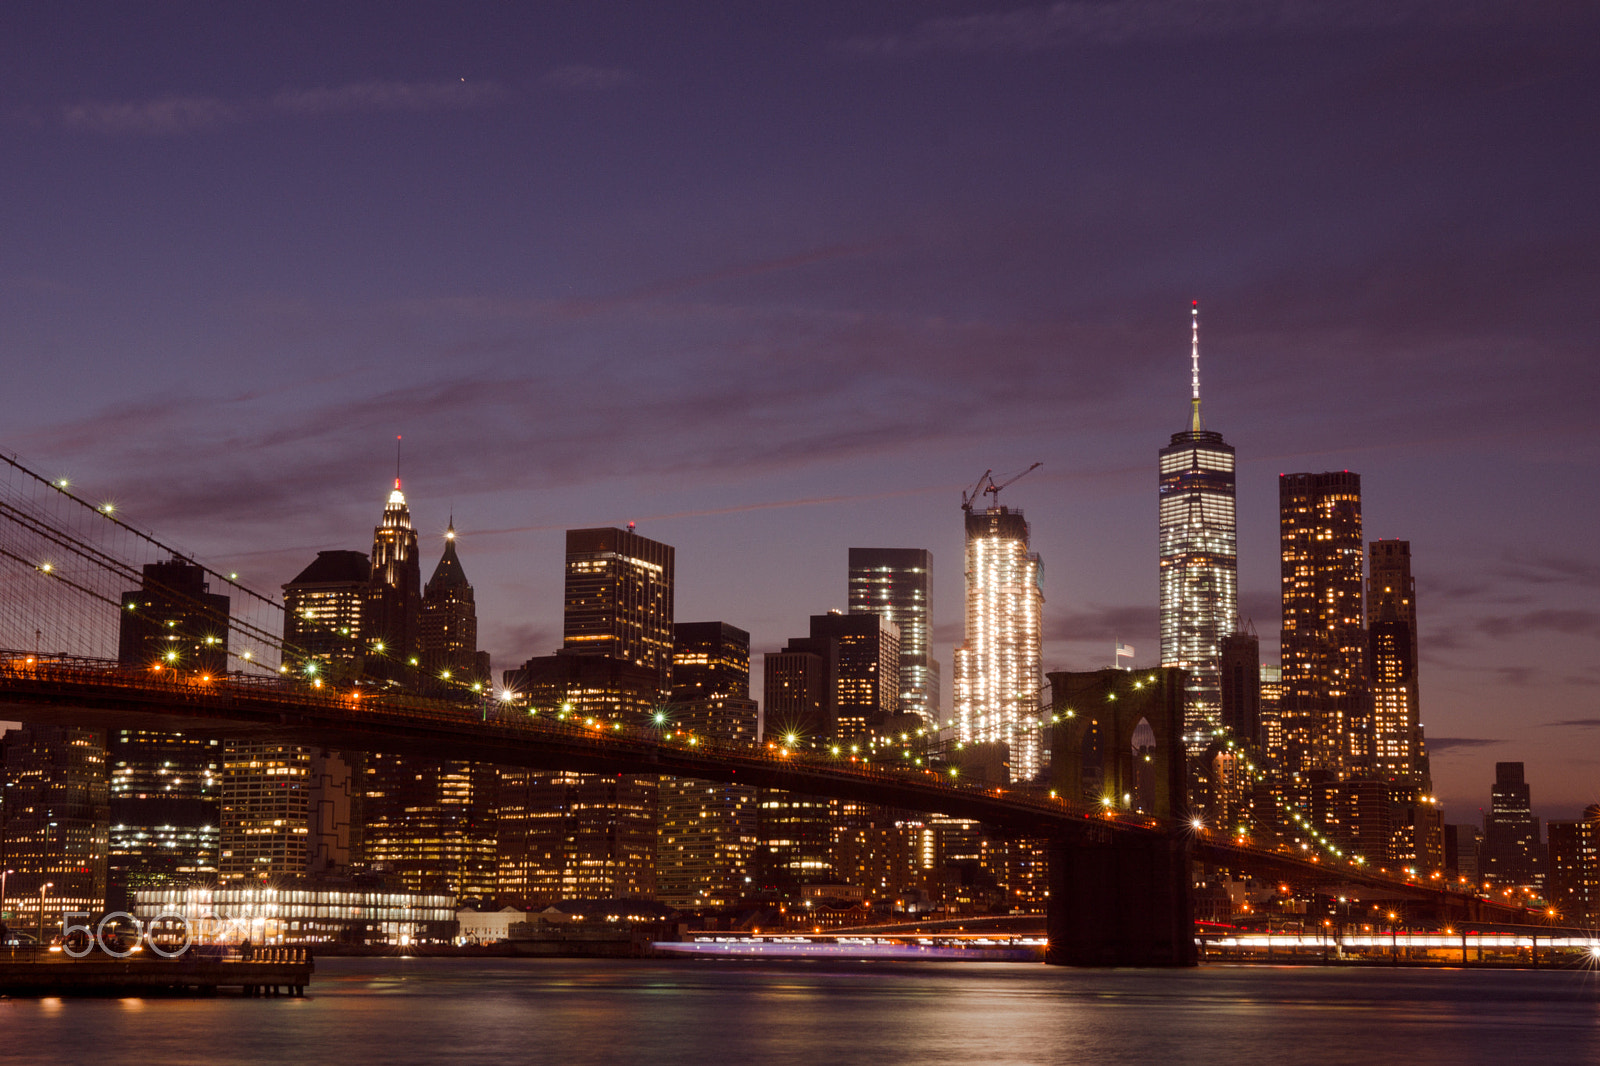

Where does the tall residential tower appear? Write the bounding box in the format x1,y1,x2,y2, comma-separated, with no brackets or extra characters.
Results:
848,548,938,724
1158,302,1238,754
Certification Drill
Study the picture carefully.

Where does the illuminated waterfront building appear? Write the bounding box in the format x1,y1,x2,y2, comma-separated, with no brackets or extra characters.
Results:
1278,471,1368,786
494,770,657,905
0,725,108,931
111,558,228,908
849,548,938,724
657,622,759,909
282,550,369,680
364,478,422,678
952,507,1043,783
561,526,675,699
134,884,456,946
1158,303,1238,755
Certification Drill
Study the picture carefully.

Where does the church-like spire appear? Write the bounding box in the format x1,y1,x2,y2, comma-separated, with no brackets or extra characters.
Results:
1189,300,1203,433
426,521,470,592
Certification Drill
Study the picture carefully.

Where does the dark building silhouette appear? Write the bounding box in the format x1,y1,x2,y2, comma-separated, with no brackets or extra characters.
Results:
763,613,900,744
561,526,675,699
1279,471,1369,789
763,645,829,741
1218,627,1261,747
1483,762,1543,889
419,522,490,684
658,621,759,907
282,550,370,680
117,558,231,675
848,548,938,724
364,479,422,679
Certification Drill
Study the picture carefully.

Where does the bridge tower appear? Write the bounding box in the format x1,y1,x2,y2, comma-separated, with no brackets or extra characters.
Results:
1046,667,1195,966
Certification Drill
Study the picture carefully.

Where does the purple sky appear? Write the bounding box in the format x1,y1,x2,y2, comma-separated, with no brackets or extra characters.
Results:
3,2,1597,823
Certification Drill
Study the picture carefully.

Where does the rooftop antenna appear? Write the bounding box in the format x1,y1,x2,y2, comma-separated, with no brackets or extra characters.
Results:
395,434,403,490
1190,300,1202,433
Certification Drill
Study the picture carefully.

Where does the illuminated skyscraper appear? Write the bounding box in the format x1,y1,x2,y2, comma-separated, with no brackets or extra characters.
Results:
365,478,422,677
1368,540,1427,783
562,527,675,699
849,548,938,724
282,550,369,680
1158,303,1237,754
0,725,109,931
1279,471,1368,786
952,506,1043,783
658,622,758,908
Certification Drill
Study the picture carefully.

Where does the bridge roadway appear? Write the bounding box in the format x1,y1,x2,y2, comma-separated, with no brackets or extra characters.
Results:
0,654,1534,954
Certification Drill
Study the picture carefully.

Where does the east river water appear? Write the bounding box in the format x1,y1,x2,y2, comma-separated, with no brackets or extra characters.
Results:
3,958,1598,1065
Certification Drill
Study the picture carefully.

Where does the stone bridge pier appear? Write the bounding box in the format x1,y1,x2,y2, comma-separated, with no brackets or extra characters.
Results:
1046,667,1195,967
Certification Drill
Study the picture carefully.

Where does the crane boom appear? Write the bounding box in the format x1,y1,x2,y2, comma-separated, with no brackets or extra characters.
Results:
983,462,1041,509
960,469,993,513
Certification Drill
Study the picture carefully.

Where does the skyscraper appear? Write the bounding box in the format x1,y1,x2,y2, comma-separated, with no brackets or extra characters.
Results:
848,548,937,724
1548,805,1600,924
657,622,759,908
1278,471,1368,786
1368,540,1427,782
952,506,1043,783
0,725,109,932
282,550,369,680
494,526,674,905
219,745,354,883
365,478,422,677
1158,302,1238,754
1483,762,1543,889
419,521,490,684
561,526,675,698
111,558,228,907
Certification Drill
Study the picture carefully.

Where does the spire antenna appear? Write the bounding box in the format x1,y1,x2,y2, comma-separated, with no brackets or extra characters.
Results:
1189,300,1203,433
395,434,403,490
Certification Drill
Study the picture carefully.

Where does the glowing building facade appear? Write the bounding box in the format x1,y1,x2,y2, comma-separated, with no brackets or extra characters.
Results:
1278,471,1368,786
848,548,938,724
1158,303,1237,754
952,507,1043,783
365,479,422,677
1368,539,1427,783
282,550,369,680
561,526,674,699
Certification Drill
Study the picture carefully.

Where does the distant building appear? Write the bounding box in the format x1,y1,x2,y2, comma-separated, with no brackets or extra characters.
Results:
561,527,675,699
1158,303,1238,754
953,506,1043,783
1547,806,1600,924
1483,762,1544,889
495,526,674,906
1368,540,1427,782
1218,627,1261,748
219,745,354,883
419,521,491,684
657,622,759,908
135,884,456,947
848,548,938,724
362,756,497,901
762,644,829,741
282,550,370,680
364,478,422,678
0,724,109,931
1445,823,1483,884
111,558,229,908
1278,471,1368,788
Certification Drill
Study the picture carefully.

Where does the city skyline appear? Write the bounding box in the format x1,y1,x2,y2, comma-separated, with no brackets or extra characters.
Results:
1,3,1596,824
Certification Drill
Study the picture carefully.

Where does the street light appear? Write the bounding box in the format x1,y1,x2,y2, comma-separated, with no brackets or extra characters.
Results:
37,882,54,947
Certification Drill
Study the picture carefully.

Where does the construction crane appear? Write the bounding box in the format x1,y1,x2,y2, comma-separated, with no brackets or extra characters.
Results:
960,462,1041,513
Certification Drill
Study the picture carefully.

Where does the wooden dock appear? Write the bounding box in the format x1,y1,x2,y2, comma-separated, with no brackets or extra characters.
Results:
0,947,314,997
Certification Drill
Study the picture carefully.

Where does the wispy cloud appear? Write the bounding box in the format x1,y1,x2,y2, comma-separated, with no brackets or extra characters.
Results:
543,64,633,91
272,79,503,114
54,79,505,136
1478,609,1600,639
1544,719,1600,729
838,1,1577,55
61,94,239,135
1427,736,1502,752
